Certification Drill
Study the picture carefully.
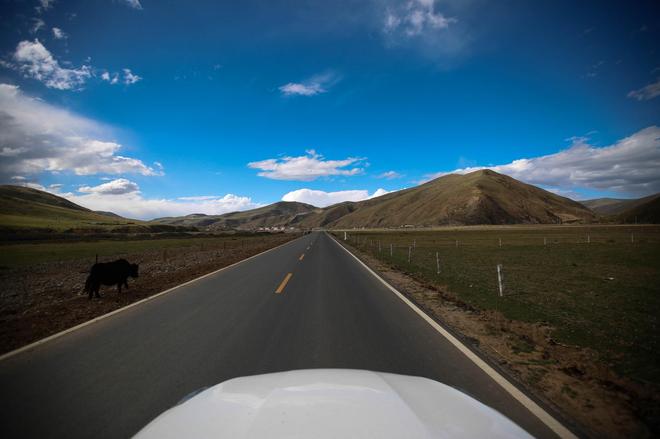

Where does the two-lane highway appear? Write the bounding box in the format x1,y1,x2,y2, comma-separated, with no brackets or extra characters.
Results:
0,232,570,438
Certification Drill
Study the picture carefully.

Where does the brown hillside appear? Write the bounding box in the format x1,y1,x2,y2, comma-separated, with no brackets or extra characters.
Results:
302,170,595,228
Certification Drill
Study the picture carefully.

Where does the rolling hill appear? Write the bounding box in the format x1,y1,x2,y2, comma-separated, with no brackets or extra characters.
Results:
582,193,660,222
298,169,595,228
0,185,142,232
1,170,604,234
151,201,317,230
155,170,595,230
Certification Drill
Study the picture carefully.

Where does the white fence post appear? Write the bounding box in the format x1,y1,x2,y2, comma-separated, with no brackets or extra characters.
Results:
587,234,590,244
408,246,412,263
344,231,347,241
455,240,459,248
499,238,502,247
436,252,440,274
497,264,504,297
544,237,547,246
413,239,416,249
390,243,393,256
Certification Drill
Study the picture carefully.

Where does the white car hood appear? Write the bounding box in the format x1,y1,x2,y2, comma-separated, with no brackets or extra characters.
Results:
135,369,531,438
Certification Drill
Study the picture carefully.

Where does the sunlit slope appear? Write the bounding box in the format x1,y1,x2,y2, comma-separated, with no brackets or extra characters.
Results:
0,185,141,231
302,170,595,228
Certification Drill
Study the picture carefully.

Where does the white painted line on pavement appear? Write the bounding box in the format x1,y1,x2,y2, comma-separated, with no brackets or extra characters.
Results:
329,233,576,439
0,235,306,362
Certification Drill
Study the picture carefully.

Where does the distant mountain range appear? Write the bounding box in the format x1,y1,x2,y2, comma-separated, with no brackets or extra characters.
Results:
581,193,660,223
2,171,658,233
151,201,317,231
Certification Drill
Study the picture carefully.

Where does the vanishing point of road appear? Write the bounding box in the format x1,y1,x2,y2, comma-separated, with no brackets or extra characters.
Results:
0,232,576,438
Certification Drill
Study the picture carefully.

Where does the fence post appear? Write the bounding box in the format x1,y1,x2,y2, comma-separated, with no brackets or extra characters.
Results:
378,241,381,253
413,239,416,249
344,231,347,241
631,233,634,244
544,237,547,246
499,238,502,247
390,243,393,256
456,240,458,248
587,234,590,244
497,264,504,297
436,252,440,274
408,246,412,263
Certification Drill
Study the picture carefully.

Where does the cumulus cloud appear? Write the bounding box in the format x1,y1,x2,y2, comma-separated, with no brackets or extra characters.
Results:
78,178,139,195
51,27,67,40
61,179,259,220
377,170,402,179
0,83,162,181
282,187,390,207
424,126,660,196
627,77,660,101
10,40,91,90
248,150,364,181
278,72,340,97
384,0,456,36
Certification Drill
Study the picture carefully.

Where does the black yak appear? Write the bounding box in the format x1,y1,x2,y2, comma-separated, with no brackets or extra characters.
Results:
84,259,139,299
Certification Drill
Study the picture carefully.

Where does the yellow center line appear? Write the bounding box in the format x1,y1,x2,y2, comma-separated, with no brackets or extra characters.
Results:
275,273,293,294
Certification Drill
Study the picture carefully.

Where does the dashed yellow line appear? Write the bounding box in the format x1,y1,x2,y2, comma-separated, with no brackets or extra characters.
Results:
299,253,305,261
275,273,293,294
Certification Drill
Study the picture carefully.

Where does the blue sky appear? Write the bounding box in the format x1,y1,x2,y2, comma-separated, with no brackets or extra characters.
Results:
1,0,659,219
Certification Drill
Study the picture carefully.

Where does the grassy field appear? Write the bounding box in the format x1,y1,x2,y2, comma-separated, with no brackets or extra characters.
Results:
332,225,660,385
0,234,287,269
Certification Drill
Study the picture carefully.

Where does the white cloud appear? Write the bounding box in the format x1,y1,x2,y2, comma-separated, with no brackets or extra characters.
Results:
100,69,141,85
8,40,141,90
31,18,46,34
11,40,91,90
122,68,142,84
424,126,660,195
36,0,54,13
123,0,143,10
282,187,390,207
278,72,339,97
378,0,469,63
101,71,119,84
78,178,139,195
0,83,162,180
377,170,402,179
628,77,660,101
248,150,364,181
384,0,456,37
52,27,67,40
61,179,259,220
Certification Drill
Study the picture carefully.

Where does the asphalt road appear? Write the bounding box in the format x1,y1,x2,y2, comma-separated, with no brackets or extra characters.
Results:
0,232,569,438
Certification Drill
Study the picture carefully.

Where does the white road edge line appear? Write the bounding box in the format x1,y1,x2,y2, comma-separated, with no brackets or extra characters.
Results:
0,235,306,363
329,233,576,439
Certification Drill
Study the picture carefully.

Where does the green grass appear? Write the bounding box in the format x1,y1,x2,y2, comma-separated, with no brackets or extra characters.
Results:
0,235,283,269
334,225,660,384
0,213,140,231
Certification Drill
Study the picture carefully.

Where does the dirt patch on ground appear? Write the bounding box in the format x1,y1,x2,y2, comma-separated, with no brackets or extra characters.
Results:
340,240,660,438
0,234,296,355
